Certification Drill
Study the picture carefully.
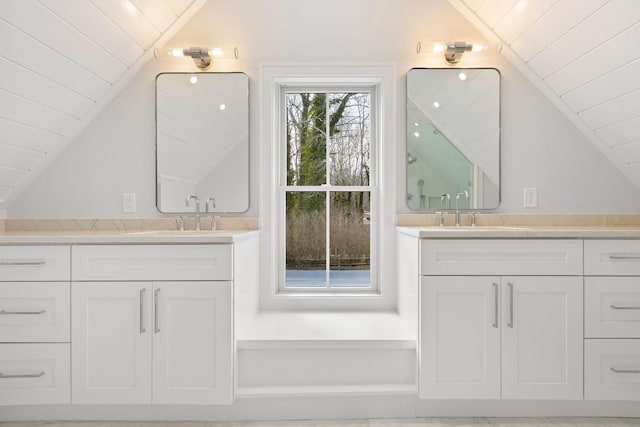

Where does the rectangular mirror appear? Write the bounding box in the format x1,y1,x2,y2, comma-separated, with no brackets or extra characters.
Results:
406,68,500,210
156,72,249,213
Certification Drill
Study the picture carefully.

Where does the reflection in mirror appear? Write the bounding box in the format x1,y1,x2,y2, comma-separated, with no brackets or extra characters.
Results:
156,72,249,213
406,68,500,210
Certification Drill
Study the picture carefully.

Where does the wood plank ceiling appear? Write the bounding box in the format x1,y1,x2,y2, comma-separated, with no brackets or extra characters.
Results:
0,0,203,206
450,0,640,188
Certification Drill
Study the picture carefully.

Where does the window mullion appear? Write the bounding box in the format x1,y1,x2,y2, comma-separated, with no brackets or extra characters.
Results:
325,94,331,289
325,190,330,289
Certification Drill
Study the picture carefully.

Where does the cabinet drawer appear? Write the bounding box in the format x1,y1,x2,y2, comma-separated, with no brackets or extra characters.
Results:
585,277,640,338
585,339,640,401
72,244,232,281
420,239,582,276
0,343,70,405
585,240,640,276
0,282,70,342
0,246,70,281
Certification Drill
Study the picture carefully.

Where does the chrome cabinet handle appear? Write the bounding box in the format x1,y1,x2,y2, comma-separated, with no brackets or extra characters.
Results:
610,305,640,310
0,371,45,379
0,261,46,266
0,310,45,315
609,254,640,260
139,288,146,334
492,283,499,328
154,288,160,334
507,282,514,328
611,367,640,374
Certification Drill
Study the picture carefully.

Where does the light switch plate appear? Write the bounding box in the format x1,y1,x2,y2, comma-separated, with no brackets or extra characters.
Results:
523,187,537,208
122,193,136,213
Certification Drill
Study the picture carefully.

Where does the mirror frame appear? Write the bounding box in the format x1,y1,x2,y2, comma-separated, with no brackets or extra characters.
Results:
406,67,501,211
155,71,250,214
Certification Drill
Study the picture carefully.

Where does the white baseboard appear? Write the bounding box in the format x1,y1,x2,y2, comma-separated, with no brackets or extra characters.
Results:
2,397,640,422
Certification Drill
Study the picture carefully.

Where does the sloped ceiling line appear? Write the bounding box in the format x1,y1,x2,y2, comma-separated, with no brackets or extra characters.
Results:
448,0,640,190
0,0,207,207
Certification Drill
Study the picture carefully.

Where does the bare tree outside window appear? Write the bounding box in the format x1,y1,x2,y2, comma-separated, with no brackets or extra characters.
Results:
284,92,372,289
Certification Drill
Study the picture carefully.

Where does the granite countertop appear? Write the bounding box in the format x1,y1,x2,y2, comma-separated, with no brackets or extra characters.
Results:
0,229,259,244
396,225,640,239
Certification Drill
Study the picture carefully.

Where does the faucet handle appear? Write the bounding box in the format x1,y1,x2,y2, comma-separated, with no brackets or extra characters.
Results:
176,215,185,231
471,212,477,227
435,211,445,227
206,197,216,213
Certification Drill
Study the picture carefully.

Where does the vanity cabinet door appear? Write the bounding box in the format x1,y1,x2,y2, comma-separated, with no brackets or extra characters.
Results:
501,276,583,400
152,281,233,404
72,282,153,404
419,276,501,399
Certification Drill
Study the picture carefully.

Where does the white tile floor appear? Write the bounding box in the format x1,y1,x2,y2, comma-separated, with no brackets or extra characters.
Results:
1,419,640,427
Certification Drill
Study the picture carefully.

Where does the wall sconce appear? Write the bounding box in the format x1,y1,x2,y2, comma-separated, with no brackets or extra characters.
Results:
154,46,239,70
417,41,501,65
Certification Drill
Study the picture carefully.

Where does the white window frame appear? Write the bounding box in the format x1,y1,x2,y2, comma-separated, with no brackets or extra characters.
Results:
260,64,396,311
279,87,377,294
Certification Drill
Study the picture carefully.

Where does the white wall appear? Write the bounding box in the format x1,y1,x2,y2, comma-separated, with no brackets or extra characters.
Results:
8,0,640,218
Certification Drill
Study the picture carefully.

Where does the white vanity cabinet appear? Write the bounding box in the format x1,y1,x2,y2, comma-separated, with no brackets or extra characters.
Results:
71,245,233,405
584,240,640,400
0,245,71,405
419,239,583,400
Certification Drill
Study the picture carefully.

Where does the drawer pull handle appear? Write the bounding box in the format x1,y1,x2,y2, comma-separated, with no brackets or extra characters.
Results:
492,283,499,329
611,367,640,374
507,282,514,328
139,288,146,334
0,371,45,379
609,254,640,260
0,310,45,315
610,305,640,310
154,288,160,334
0,261,46,266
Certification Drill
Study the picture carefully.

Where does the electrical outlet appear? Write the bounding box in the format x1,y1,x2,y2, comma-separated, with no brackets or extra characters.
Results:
523,188,537,208
122,193,136,213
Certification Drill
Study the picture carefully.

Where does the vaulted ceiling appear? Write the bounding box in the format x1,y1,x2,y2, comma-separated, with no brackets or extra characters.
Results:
449,0,640,188
0,0,206,208
2,0,640,209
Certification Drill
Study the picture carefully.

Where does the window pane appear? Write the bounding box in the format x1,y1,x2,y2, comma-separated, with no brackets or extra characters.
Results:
285,93,327,186
329,191,370,288
329,93,370,186
285,192,326,287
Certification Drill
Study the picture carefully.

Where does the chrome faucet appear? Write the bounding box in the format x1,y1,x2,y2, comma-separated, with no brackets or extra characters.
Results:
185,195,201,231
455,191,469,227
206,197,217,230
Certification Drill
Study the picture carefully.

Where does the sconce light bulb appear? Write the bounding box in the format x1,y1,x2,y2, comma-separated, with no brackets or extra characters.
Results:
209,47,224,58
471,43,487,52
190,76,198,85
458,72,467,81
170,48,184,57
432,43,446,53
